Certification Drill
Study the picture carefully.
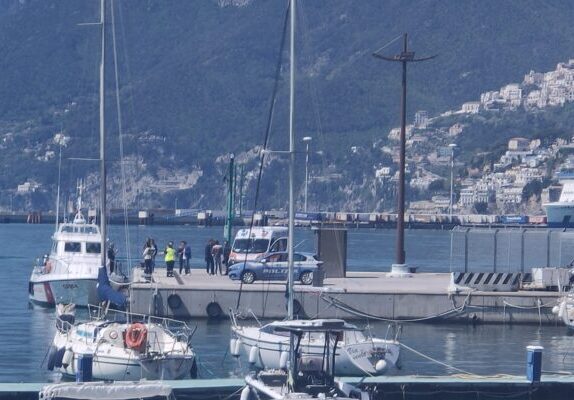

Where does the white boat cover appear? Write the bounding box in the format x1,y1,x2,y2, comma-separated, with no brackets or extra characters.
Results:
39,381,173,399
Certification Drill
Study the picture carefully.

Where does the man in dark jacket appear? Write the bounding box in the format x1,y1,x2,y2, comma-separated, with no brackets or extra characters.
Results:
205,239,214,275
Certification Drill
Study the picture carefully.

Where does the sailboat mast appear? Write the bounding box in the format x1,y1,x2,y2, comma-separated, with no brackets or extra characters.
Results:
287,0,295,321
99,0,107,268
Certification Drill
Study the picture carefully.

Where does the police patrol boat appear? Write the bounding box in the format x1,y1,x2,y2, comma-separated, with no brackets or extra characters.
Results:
28,185,101,307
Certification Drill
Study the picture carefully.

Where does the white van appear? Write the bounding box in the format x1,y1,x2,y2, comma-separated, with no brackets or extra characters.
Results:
228,227,288,265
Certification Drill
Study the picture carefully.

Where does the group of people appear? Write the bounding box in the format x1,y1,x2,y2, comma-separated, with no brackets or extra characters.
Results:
142,238,192,279
204,239,231,275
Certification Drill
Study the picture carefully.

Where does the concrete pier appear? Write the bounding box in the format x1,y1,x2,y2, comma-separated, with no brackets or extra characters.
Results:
129,269,561,324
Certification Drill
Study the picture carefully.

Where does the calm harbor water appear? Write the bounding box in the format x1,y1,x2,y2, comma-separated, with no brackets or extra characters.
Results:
3,223,574,382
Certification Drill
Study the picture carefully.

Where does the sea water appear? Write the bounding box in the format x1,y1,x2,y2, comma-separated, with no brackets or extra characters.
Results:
2,223,574,382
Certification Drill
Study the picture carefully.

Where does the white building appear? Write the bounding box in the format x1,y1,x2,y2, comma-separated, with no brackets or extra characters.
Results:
414,110,429,129
461,102,480,114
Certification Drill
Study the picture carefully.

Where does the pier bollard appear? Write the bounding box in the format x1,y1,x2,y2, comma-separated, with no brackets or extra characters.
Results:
526,345,543,383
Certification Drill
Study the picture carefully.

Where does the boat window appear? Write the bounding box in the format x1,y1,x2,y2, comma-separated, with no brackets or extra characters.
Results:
261,325,289,337
64,242,82,253
344,330,366,344
86,242,101,254
232,239,270,254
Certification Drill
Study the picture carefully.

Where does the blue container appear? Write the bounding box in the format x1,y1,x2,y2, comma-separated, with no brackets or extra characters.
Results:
76,353,93,383
526,345,543,383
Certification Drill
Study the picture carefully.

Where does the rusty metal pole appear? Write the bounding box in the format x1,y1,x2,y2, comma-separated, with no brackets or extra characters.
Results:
397,34,407,265
373,33,435,268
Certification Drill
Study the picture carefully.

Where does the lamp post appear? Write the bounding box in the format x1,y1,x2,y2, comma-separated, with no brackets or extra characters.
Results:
302,136,312,213
449,143,457,216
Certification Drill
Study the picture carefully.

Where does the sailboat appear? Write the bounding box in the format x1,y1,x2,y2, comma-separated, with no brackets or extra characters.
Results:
236,2,388,399
44,0,197,382
230,0,400,381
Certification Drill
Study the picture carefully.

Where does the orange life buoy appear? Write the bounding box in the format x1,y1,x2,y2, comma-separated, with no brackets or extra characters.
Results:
125,323,147,350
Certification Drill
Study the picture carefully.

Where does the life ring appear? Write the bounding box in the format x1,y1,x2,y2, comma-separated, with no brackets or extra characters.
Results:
44,261,52,273
125,323,148,350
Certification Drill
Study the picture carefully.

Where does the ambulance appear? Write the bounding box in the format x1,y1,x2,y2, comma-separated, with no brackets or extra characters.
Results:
228,227,288,266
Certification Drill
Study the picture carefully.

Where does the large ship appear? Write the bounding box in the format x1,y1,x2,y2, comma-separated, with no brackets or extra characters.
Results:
544,178,574,227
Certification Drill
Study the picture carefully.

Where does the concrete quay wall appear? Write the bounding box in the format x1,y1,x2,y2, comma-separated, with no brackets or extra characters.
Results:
129,271,561,324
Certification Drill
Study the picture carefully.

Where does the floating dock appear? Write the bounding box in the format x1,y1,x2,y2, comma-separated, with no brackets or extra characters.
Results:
129,269,561,324
4,375,574,400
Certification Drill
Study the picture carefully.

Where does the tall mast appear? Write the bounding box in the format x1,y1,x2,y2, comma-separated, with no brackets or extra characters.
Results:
287,0,295,321
99,0,107,268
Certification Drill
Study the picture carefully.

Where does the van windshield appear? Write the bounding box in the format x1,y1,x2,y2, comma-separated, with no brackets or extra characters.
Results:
233,239,269,254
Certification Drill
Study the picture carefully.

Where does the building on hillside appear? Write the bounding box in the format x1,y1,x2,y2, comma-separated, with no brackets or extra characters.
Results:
461,101,480,114
499,84,522,108
414,110,429,129
508,137,530,151
448,123,464,136
17,181,40,193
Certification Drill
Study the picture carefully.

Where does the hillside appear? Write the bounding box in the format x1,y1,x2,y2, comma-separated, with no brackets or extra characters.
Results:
2,0,574,211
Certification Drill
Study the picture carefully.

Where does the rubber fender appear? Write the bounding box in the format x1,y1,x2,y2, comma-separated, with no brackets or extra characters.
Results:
62,348,74,368
53,347,66,369
167,294,182,310
206,302,223,319
248,346,259,364
46,346,57,371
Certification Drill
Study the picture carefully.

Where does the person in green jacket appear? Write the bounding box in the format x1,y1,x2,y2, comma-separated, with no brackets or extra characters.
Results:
164,241,176,277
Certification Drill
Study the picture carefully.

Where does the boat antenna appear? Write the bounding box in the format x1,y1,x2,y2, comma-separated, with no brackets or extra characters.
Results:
372,33,435,268
99,0,107,268
55,141,63,230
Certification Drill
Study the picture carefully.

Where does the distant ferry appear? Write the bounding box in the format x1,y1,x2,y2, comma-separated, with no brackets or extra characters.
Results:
544,179,574,227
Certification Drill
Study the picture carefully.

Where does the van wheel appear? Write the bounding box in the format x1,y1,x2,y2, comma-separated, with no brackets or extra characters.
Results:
300,271,313,285
241,271,256,284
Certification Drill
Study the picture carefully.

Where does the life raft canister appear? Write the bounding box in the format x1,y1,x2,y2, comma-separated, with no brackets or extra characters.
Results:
125,323,148,350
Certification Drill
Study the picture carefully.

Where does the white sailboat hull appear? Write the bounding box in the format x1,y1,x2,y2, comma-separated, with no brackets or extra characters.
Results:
50,319,196,381
233,326,400,376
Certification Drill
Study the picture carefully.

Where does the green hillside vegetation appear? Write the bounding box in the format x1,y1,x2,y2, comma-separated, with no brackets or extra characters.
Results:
2,0,574,210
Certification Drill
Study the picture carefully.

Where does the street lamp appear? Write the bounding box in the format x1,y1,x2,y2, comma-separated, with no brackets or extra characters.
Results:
449,143,457,216
302,136,312,213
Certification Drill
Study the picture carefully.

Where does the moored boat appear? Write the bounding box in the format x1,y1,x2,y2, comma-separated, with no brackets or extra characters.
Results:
47,304,197,381
29,192,100,307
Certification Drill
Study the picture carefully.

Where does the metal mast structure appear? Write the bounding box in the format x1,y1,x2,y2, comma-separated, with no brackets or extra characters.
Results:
99,0,107,269
373,33,434,268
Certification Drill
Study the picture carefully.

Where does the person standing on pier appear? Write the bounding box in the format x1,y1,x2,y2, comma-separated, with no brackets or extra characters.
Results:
177,241,185,275
107,242,117,274
184,241,192,275
205,239,214,275
212,240,223,275
223,240,231,275
164,241,176,277
142,239,154,282
150,238,158,273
